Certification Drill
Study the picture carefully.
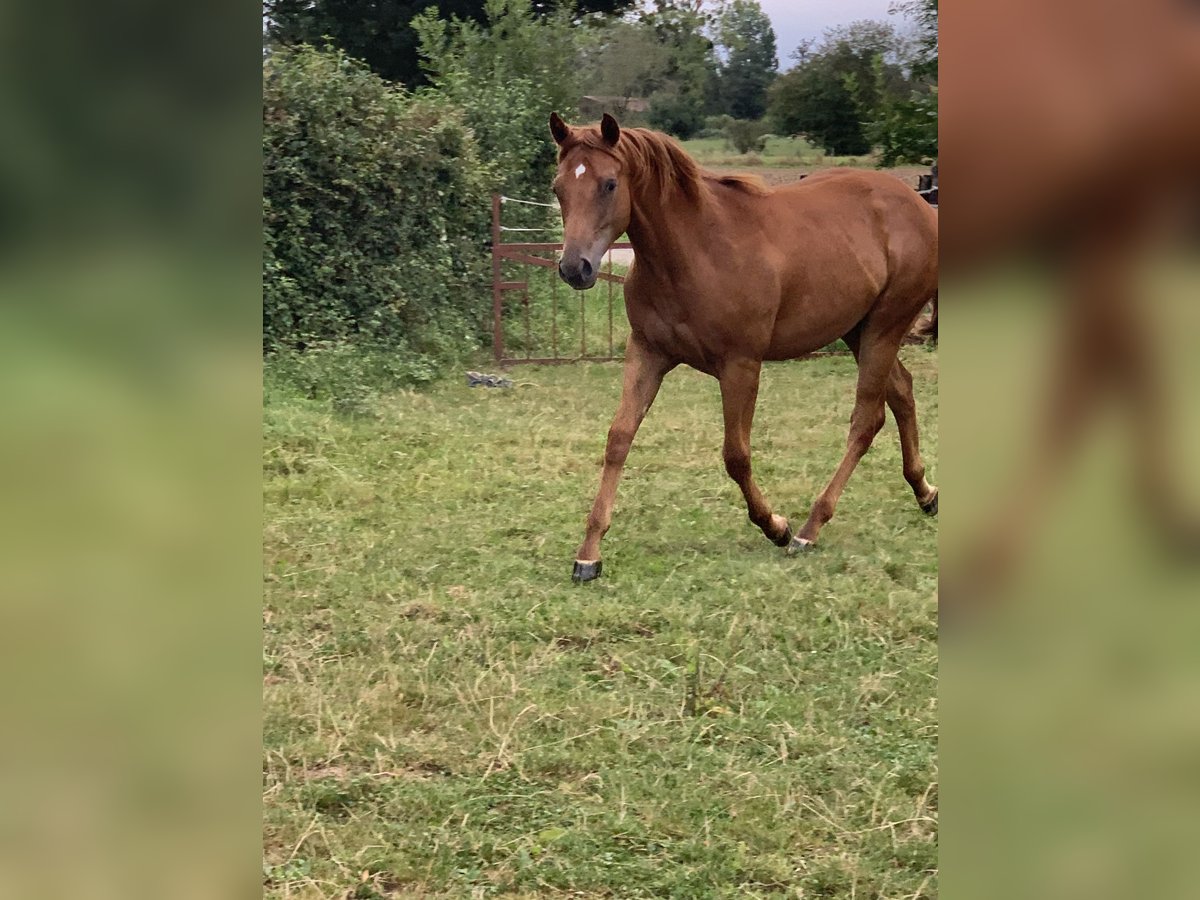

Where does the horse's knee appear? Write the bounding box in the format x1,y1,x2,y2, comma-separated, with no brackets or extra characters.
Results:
604,427,634,466
888,389,915,419
869,405,887,434
848,407,887,454
723,449,750,483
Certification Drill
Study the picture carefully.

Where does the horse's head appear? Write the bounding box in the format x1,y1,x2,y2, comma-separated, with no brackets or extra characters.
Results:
549,112,631,290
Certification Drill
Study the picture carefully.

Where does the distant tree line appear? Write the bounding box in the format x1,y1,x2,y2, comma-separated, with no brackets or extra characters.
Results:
265,0,936,160
768,1,937,161
264,0,637,87
266,1,778,140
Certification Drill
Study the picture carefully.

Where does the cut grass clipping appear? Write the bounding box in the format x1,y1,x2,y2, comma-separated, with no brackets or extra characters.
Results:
264,348,938,898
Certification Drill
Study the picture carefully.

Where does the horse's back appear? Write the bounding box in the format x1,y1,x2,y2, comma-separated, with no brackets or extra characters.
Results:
778,169,935,224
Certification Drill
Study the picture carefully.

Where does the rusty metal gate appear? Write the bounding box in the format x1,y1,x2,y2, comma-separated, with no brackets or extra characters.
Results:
491,194,631,366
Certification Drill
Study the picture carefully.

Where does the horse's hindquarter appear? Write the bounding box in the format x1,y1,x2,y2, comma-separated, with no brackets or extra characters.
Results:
763,171,938,359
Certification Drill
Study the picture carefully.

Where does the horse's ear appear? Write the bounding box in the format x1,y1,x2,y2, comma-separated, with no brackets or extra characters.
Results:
601,113,621,148
549,112,571,146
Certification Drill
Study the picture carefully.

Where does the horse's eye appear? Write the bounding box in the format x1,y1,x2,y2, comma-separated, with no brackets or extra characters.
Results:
604,179,617,194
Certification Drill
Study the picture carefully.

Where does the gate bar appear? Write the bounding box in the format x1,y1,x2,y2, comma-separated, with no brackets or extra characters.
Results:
491,194,503,363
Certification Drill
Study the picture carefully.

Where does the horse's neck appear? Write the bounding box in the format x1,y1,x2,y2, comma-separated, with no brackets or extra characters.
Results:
625,190,708,276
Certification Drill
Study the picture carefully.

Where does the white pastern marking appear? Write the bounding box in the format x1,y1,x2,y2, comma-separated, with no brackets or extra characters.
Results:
574,163,587,179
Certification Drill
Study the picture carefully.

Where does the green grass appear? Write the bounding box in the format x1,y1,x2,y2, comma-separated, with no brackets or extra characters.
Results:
263,348,939,898
679,135,877,169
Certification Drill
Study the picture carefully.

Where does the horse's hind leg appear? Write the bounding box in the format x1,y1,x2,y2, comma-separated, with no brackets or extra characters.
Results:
718,358,793,547
843,328,937,514
887,360,939,514
792,327,899,550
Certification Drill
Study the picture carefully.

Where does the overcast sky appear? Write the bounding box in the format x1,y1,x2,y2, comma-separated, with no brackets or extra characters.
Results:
756,0,902,68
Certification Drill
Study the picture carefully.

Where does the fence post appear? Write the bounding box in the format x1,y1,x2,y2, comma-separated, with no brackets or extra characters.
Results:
491,193,503,364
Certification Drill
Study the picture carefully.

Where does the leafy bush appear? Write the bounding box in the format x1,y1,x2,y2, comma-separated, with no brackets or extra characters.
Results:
648,89,707,140
262,45,493,365
862,78,938,166
724,118,769,154
695,114,734,139
413,0,580,231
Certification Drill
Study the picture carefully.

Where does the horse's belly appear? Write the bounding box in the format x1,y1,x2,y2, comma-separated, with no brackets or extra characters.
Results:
765,293,875,359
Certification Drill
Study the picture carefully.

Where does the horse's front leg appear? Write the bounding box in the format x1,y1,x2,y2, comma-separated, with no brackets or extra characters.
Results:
718,358,793,547
573,337,672,582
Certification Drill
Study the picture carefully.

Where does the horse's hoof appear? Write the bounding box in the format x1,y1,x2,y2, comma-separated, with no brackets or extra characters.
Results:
786,536,815,556
772,523,794,547
572,560,602,583
920,491,938,516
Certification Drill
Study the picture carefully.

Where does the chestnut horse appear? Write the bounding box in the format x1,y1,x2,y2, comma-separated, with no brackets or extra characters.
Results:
550,113,938,582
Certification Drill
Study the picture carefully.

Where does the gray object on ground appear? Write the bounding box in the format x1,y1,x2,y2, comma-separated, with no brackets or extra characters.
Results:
466,371,513,388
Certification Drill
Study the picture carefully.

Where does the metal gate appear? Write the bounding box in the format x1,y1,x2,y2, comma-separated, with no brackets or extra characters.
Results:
491,194,631,366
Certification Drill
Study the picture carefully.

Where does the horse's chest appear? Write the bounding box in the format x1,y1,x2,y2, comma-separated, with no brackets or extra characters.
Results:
626,289,753,372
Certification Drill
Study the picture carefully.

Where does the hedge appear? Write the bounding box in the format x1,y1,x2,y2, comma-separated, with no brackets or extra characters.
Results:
263,45,493,363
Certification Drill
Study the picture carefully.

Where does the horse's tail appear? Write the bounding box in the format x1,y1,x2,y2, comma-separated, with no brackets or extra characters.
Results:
910,295,938,343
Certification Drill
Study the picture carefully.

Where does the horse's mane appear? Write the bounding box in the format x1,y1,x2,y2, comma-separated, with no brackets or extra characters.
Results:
563,125,770,206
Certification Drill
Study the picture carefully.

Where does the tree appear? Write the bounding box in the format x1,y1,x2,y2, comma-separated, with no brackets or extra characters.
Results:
724,117,768,154
577,19,673,115
264,0,636,87
714,0,777,120
893,0,938,81
640,0,720,138
767,20,906,156
413,0,581,216
266,1,488,86
861,0,937,164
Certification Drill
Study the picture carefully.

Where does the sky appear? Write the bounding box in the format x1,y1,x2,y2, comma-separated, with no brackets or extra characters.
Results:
755,0,902,68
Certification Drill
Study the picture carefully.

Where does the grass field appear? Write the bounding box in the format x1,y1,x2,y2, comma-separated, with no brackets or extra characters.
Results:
679,135,876,169
680,136,923,182
677,136,928,190
263,348,939,898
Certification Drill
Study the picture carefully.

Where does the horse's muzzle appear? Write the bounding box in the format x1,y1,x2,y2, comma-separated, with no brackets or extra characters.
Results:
558,257,596,290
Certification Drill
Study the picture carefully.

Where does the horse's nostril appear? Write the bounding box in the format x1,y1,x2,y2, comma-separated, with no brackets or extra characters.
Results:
579,258,593,281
